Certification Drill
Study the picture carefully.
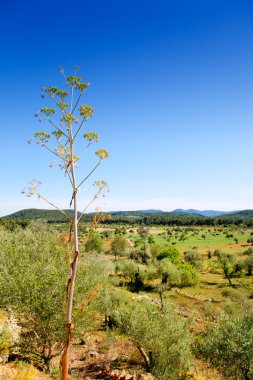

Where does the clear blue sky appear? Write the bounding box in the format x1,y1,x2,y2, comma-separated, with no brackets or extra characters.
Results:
1,0,253,215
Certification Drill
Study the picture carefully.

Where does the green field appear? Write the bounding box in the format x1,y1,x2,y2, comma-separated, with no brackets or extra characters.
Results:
121,226,252,253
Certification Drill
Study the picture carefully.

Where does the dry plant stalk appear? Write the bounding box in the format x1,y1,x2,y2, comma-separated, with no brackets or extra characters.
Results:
26,67,109,379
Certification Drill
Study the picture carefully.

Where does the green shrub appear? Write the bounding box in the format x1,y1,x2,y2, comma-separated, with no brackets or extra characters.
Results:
179,263,198,287
85,233,103,253
0,325,12,358
157,247,180,263
115,299,192,379
0,228,106,370
218,252,237,286
116,259,139,284
96,286,130,328
157,259,181,287
196,304,253,379
243,247,253,256
184,250,203,270
111,236,128,261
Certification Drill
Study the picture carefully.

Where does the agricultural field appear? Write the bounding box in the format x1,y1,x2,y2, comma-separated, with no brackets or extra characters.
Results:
1,221,253,379
97,224,252,253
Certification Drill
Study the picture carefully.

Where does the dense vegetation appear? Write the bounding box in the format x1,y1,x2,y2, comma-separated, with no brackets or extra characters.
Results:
1,221,253,379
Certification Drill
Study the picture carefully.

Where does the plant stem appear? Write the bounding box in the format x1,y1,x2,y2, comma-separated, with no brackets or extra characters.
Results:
77,161,101,190
61,130,79,380
71,91,82,115
36,193,72,222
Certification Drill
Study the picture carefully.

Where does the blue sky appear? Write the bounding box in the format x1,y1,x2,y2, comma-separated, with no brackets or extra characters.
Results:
1,0,253,215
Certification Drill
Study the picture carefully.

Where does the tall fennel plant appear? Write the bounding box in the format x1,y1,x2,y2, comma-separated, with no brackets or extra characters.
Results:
27,68,109,379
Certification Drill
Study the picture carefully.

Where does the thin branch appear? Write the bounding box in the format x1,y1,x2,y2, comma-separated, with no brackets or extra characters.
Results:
71,91,82,115
47,118,68,138
36,192,72,222
42,144,64,160
135,342,150,371
84,210,105,237
62,159,74,187
69,190,76,208
70,86,74,113
77,190,102,223
65,168,74,187
52,96,68,116
60,70,67,79
77,143,91,158
73,118,85,140
77,161,101,190
42,144,74,187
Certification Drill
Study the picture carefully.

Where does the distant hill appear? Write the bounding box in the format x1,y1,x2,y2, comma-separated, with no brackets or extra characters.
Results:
108,210,164,218
2,208,82,222
108,210,204,218
2,208,203,221
217,210,253,219
173,209,233,217
2,208,253,225
136,209,163,213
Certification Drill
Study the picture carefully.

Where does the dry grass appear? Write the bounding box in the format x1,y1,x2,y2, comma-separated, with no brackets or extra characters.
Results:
0,363,50,380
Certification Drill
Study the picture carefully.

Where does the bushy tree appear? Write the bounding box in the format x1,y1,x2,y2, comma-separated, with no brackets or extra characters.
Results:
115,300,192,379
150,244,164,262
0,228,106,371
137,226,150,264
96,286,129,328
116,260,145,289
218,252,236,286
111,236,128,261
101,229,112,239
85,233,103,253
157,259,180,287
184,250,203,270
197,305,253,379
179,262,198,287
157,247,180,263
116,259,139,284
243,254,253,276
243,247,253,256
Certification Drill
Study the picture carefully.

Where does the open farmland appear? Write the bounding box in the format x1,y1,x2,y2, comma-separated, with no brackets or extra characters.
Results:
100,225,253,254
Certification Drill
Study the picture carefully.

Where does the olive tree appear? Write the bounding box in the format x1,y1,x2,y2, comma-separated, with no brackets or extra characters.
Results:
111,236,128,261
197,305,253,379
218,252,236,286
157,259,180,287
183,250,203,270
115,300,192,379
0,227,106,371
85,233,103,253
